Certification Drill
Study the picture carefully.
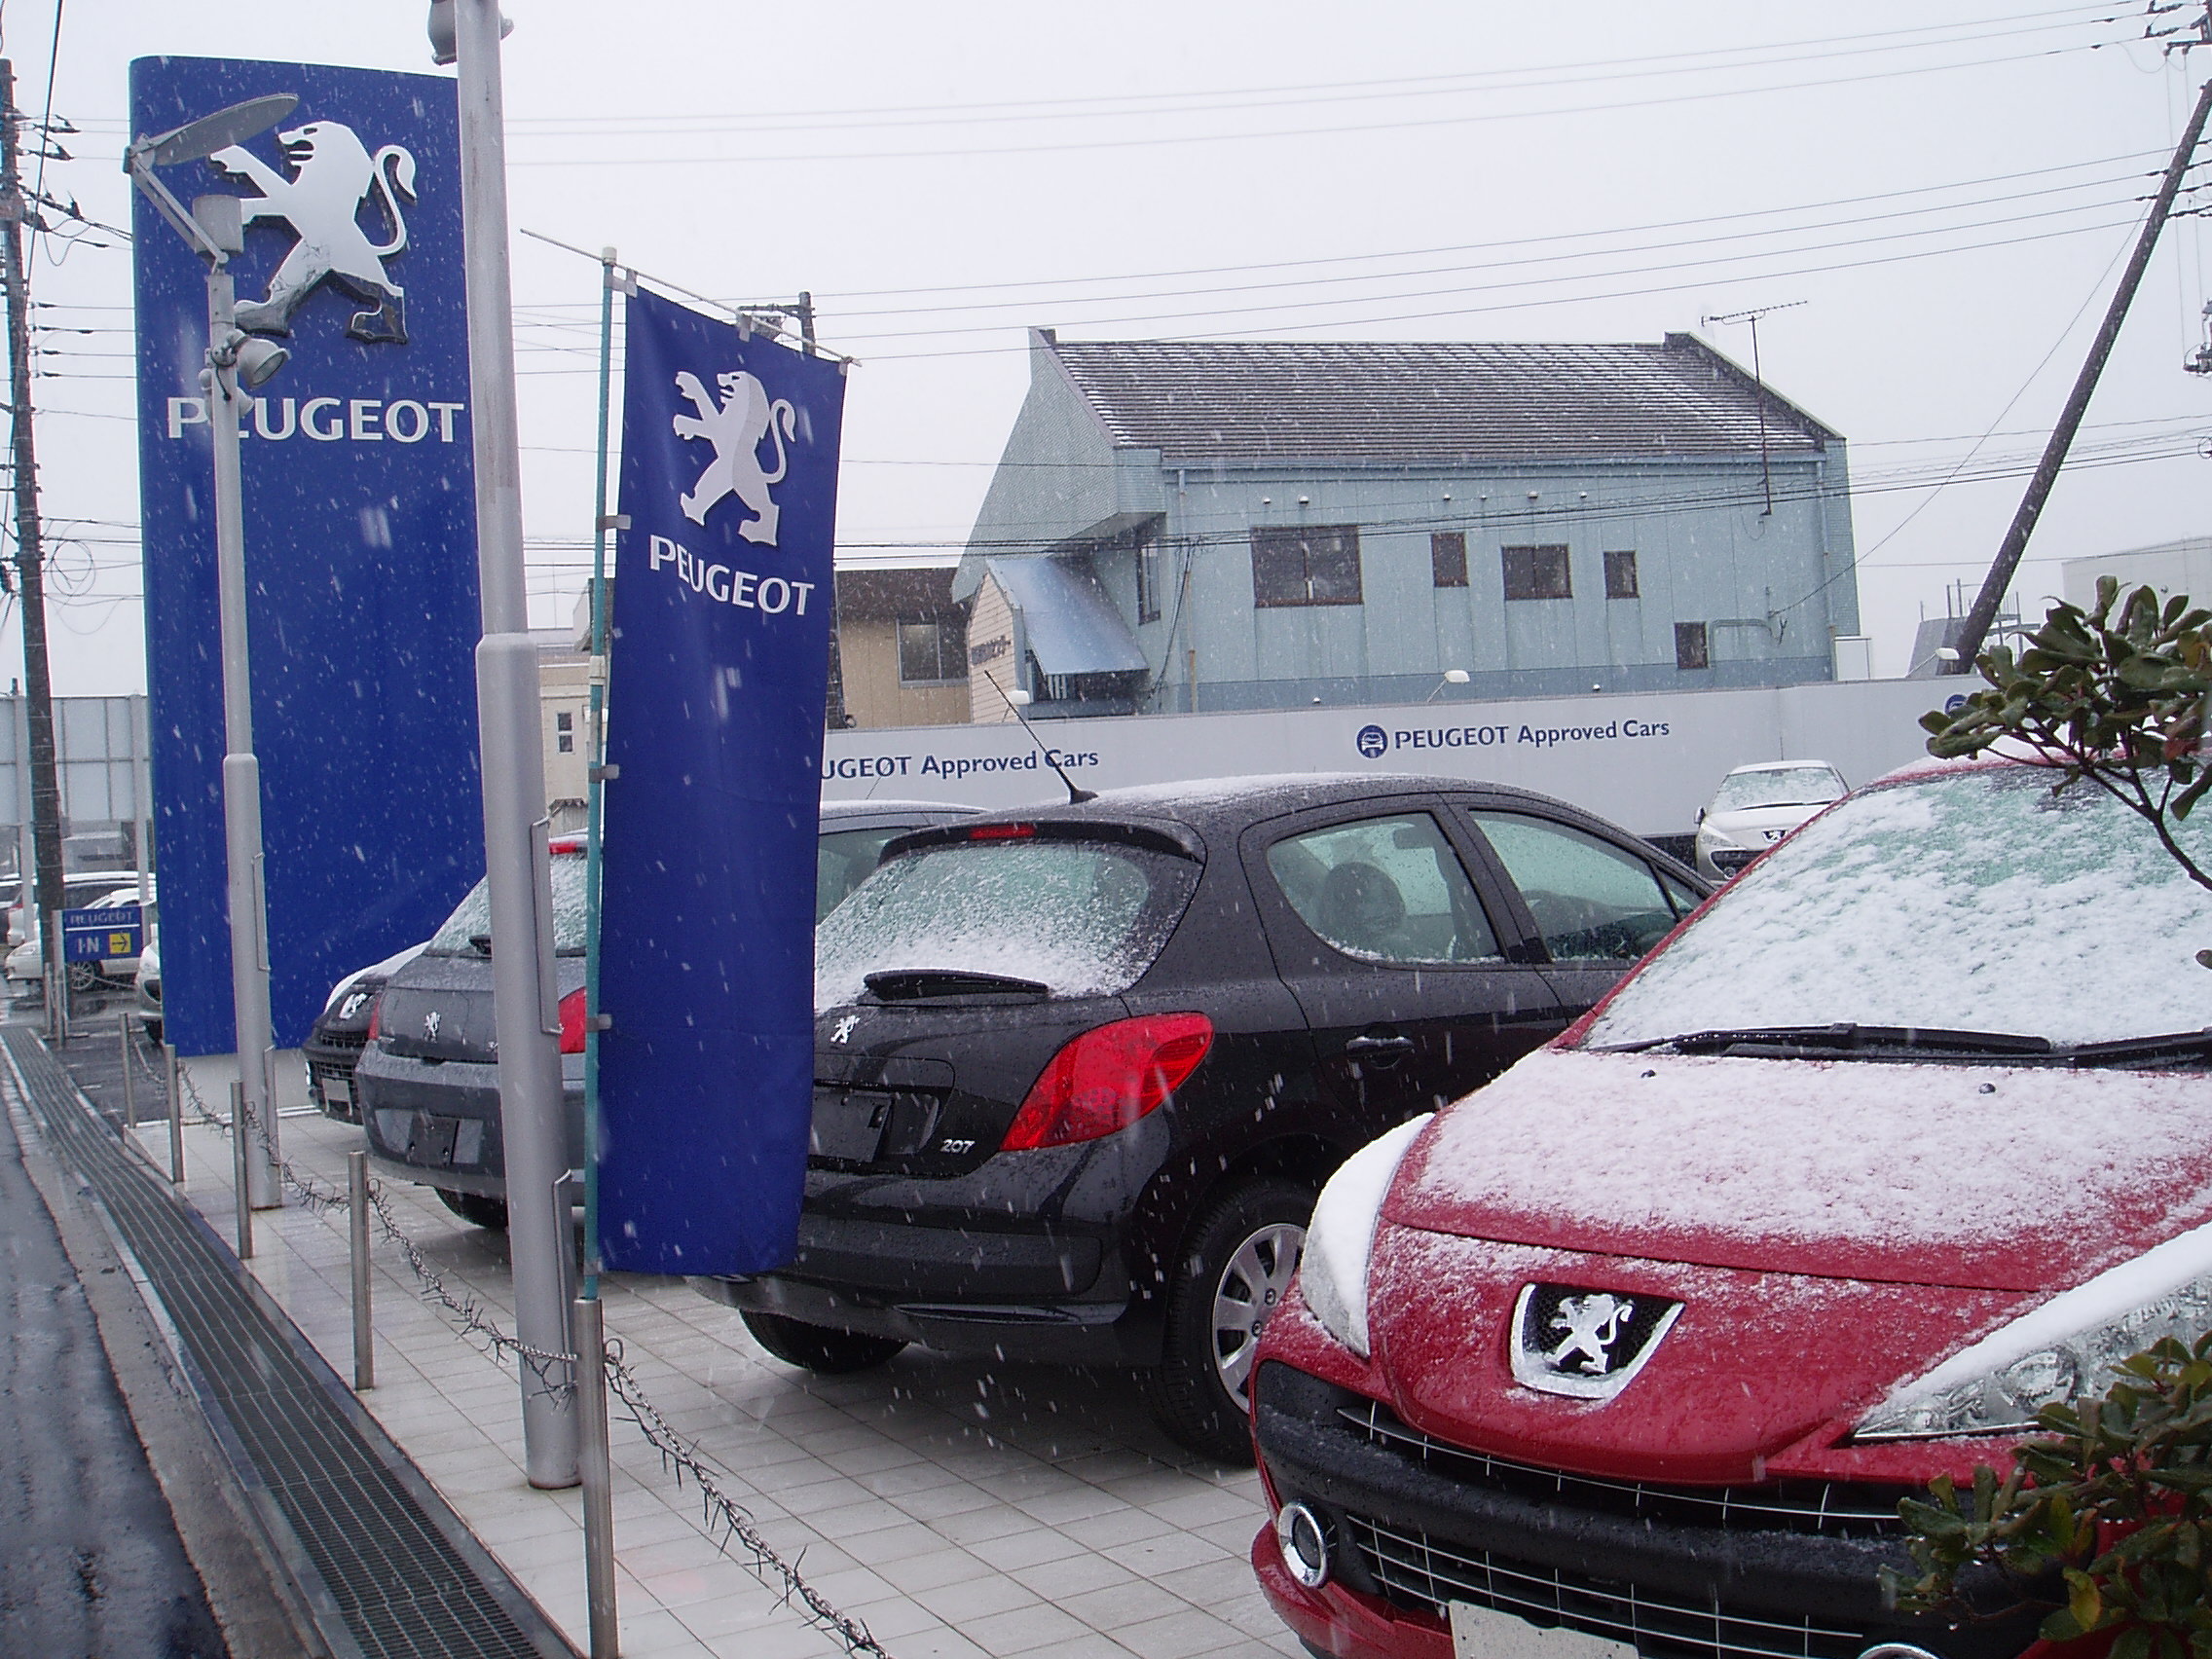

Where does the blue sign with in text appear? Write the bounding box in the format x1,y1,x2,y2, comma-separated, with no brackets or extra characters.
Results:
130,57,484,1056
62,906,144,962
598,290,844,1274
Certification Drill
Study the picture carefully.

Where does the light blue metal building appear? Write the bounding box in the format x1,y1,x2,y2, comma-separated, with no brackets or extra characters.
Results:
953,331,1860,718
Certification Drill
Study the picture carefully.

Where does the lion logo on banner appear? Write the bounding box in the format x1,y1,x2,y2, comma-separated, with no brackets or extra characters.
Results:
208,120,417,345
672,369,798,544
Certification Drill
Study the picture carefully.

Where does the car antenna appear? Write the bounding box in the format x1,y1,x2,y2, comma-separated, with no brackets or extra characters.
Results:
984,670,1095,803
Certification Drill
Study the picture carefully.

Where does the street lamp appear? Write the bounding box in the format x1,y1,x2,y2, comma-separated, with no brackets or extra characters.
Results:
126,93,297,1210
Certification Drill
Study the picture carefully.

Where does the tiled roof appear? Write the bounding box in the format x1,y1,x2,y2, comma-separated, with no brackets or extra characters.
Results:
1046,334,1837,465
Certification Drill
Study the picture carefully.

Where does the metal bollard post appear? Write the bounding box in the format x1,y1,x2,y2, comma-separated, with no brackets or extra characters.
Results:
120,1015,136,1132
350,1151,374,1390
572,1295,619,1658
230,1080,252,1260
165,1045,184,1185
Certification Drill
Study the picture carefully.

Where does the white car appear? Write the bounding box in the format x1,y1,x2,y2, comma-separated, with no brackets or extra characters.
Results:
135,923,162,1043
1692,758,1847,879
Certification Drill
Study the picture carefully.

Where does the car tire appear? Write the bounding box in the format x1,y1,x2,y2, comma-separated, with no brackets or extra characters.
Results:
435,1188,510,1231
739,1309,906,1374
1143,1177,1313,1465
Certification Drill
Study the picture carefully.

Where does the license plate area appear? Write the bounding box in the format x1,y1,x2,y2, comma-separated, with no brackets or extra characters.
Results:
1449,1603,1636,1659
809,1088,942,1163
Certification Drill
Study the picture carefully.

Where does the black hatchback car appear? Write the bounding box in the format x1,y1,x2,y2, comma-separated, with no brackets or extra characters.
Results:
697,774,1707,1461
357,798,976,1230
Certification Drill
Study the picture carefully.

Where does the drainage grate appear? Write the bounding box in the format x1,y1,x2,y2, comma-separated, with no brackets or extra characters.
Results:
2,1027,573,1659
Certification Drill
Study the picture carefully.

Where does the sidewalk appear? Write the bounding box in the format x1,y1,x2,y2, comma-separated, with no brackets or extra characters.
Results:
70,1021,1299,1659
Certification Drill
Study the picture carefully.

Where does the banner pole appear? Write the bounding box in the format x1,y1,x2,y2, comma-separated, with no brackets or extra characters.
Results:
450,0,578,1489
581,247,617,1303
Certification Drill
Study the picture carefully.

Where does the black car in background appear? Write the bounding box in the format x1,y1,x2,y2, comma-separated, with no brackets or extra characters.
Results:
306,941,427,1122
357,800,977,1230
698,775,1708,1462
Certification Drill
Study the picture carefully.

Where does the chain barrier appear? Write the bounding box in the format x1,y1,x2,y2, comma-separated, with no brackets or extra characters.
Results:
155,1043,888,1658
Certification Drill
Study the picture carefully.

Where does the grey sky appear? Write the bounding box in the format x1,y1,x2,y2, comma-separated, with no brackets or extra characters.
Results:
9,0,2207,692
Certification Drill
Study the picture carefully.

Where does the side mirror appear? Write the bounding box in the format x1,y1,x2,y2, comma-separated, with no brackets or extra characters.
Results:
1695,808,1705,825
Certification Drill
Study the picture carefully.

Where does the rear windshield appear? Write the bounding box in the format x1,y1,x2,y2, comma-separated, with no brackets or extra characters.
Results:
1710,765,1846,813
815,834,1199,1007
1585,765,2212,1049
427,853,591,957
817,826,913,924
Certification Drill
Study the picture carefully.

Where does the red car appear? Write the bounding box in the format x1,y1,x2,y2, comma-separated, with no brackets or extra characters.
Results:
1250,755,2212,1659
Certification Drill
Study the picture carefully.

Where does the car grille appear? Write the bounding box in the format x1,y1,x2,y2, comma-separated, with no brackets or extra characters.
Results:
1346,1512,1871,1659
1339,1400,1905,1539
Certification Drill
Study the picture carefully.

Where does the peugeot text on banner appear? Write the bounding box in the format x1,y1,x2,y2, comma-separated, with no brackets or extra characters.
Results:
599,289,844,1274
130,56,484,1056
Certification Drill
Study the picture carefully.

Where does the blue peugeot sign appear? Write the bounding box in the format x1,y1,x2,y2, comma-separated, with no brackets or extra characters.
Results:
130,57,484,1056
598,290,845,1274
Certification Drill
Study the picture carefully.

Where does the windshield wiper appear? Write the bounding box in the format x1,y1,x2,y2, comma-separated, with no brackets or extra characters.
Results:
1604,1023,2053,1058
2057,1027,2212,1068
863,968,1050,1002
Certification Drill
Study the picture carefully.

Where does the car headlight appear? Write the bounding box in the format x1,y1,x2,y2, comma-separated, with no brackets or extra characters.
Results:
1302,1115,1431,1359
1856,1221,2212,1440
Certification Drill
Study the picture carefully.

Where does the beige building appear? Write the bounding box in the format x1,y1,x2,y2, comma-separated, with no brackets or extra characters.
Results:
829,561,971,729
536,597,599,833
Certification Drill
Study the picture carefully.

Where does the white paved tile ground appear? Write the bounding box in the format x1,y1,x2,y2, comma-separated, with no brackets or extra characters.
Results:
136,1066,1301,1659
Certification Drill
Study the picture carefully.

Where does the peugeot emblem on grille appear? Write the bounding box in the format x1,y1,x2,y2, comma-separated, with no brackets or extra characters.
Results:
1509,1283,1682,1401
424,1009,442,1040
338,990,369,1021
830,1014,859,1045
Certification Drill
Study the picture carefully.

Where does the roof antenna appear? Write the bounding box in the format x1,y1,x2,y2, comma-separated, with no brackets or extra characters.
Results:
985,670,1096,803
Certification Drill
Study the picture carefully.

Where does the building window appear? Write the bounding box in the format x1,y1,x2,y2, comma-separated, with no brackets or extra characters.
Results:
1430,531,1468,588
1604,550,1639,599
1501,544,1570,601
555,710,574,754
1136,533,1162,623
1676,622,1710,671
898,619,966,684
1251,525,1362,608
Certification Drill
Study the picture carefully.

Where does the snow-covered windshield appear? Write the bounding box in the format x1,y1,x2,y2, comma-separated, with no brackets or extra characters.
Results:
1586,764,2212,1049
1709,764,1846,813
815,834,1198,1007
427,852,591,957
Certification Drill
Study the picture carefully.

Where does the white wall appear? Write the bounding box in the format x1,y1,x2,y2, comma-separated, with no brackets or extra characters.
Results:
822,676,1949,836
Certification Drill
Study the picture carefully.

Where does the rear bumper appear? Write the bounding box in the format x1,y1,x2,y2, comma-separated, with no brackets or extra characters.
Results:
1252,1362,2041,1659
693,1267,1141,1364
355,1047,584,1197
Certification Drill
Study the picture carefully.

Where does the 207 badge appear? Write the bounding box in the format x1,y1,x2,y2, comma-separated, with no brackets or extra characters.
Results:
1509,1283,1682,1401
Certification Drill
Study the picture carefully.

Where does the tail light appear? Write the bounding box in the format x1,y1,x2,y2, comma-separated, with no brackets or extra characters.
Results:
559,987,588,1054
1000,1013,1213,1152
365,993,383,1042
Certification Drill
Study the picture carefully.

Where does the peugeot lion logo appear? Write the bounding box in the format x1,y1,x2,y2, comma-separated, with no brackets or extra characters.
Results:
830,1014,860,1046
423,1009,442,1041
210,120,417,344
673,369,799,543
1509,1283,1682,1401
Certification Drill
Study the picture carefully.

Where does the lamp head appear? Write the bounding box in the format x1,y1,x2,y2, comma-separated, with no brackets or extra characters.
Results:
1443,669,1470,684
234,336,289,391
130,93,296,171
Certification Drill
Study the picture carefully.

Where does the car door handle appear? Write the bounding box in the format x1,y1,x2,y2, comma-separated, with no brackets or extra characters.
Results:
1344,1033,1417,1067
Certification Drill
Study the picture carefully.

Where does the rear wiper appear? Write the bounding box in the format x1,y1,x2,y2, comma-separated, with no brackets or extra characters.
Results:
863,968,1050,1002
1604,1023,2053,1058
2058,1027,2212,1068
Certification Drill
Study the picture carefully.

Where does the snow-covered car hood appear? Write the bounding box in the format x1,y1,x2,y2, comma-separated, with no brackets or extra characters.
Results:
1386,1047,2212,1294
1697,802,1824,844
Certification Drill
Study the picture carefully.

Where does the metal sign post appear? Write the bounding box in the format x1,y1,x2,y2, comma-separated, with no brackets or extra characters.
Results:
445,0,576,1489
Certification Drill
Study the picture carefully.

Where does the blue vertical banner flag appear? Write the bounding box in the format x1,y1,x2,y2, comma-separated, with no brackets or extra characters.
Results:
130,57,484,1054
600,289,844,1273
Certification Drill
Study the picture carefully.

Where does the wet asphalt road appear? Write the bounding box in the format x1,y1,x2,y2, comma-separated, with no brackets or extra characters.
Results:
0,1020,227,1656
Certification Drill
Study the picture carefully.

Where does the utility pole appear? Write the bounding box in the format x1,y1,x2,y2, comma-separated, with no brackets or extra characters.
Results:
0,61,67,1028
1945,12,2212,671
